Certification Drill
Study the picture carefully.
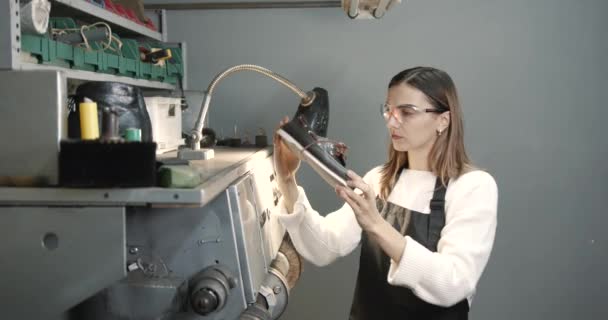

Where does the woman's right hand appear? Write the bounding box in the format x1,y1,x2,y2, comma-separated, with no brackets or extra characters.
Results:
273,116,301,182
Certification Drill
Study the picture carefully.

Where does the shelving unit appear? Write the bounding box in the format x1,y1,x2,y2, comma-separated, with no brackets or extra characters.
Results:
52,0,164,41
0,0,186,184
2,0,181,91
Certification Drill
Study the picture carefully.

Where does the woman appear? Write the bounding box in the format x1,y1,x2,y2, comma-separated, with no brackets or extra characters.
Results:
273,66,498,320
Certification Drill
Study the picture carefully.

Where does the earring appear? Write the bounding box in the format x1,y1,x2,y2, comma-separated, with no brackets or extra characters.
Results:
437,129,443,136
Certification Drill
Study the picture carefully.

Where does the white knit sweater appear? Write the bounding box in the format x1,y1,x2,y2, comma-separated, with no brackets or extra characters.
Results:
275,166,498,307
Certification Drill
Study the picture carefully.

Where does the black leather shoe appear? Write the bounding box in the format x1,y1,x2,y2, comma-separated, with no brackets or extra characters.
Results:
277,115,349,188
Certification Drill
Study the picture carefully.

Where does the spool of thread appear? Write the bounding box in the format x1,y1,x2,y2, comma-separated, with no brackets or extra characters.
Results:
79,98,99,140
125,128,142,142
101,107,120,141
20,0,51,35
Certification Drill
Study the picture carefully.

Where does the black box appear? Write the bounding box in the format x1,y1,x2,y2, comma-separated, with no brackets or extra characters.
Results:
59,140,157,188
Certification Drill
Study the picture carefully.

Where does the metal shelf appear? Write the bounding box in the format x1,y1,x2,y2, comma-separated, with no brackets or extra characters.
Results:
51,0,163,41
20,62,176,90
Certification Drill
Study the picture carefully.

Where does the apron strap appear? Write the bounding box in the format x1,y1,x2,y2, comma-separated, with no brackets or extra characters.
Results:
428,177,448,250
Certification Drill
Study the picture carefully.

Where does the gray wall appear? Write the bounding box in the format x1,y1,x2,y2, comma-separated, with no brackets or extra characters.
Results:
164,0,608,319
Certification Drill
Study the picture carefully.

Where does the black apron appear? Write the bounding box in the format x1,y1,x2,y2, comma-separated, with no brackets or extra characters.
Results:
349,176,469,320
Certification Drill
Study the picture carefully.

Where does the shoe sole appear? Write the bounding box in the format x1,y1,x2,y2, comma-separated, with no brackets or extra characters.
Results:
277,128,348,189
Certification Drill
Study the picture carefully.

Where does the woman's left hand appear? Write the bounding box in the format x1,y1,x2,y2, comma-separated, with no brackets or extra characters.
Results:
336,170,383,231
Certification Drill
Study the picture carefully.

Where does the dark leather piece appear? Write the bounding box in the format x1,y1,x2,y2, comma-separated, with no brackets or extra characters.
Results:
68,82,153,142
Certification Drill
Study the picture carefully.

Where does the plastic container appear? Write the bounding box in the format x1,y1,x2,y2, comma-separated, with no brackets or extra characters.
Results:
144,96,184,154
79,99,100,140
21,20,180,85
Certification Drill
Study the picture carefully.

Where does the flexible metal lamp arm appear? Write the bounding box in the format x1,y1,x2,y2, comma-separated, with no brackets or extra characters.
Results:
189,64,316,150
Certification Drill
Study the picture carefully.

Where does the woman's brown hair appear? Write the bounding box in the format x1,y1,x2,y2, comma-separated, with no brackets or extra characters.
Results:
379,67,472,199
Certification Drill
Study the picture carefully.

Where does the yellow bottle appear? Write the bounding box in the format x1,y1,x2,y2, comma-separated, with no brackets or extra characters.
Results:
79,97,99,140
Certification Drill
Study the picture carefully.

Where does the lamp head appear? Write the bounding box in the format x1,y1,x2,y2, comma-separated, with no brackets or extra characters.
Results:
293,87,330,138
